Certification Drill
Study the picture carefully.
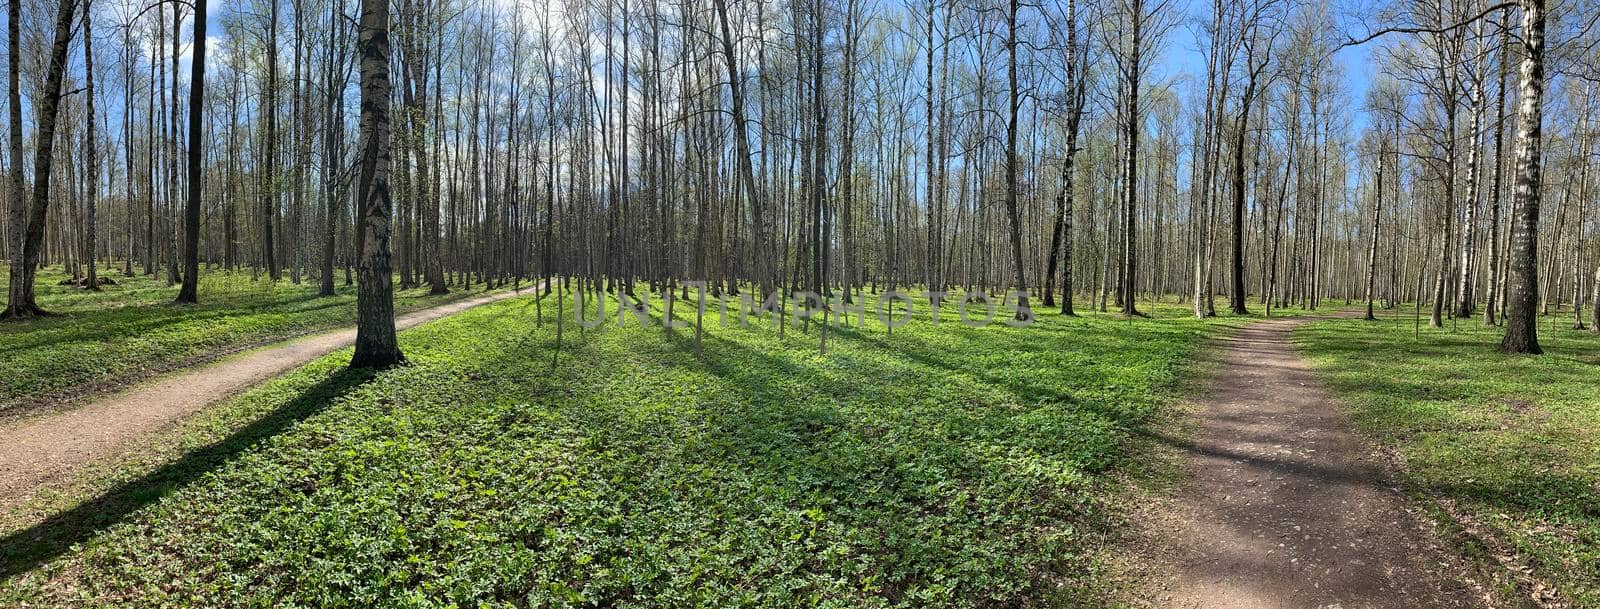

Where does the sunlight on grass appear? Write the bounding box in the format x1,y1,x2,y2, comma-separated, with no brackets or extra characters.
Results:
1296,316,1600,606
0,268,487,415
0,288,1261,608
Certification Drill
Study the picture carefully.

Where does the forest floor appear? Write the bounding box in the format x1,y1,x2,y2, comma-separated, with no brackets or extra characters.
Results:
0,293,1273,607
1133,313,1494,609
21,280,1583,608
0,268,496,420
1296,313,1600,608
0,283,537,510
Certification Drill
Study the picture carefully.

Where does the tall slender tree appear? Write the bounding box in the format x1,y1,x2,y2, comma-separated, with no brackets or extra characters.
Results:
176,0,209,304
1002,0,1029,321
1499,0,1545,354
1044,0,1085,316
3,0,17,303
262,0,281,281
1229,15,1275,316
350,0,405,368
1118,0,1147,316
2,0,78,319
83,0,102,292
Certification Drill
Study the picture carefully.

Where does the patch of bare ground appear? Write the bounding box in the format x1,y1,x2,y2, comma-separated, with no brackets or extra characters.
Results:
1118,316,1500,609
0,287,534,511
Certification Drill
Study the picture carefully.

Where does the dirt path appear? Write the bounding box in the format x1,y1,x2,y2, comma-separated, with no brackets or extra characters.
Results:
1139,316,1489,609
0,286,533,508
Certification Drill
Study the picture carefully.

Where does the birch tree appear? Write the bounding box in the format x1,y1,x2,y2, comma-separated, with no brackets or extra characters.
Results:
350,0,405,368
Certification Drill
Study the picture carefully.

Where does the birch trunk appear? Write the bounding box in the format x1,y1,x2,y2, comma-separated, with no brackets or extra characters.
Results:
351,0,406,368
1500,0,1545,354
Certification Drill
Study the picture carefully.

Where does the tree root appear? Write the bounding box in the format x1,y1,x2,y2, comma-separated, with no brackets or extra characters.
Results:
0,304,55,320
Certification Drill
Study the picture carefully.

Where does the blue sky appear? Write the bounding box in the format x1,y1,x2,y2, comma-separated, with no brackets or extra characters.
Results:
1156,0,1377,137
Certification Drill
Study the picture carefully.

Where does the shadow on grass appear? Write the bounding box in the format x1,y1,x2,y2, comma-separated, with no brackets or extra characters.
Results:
831,322,1165,426
0,367,379,580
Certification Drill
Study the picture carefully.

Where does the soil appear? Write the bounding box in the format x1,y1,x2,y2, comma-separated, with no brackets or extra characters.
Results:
1135,315,1493,609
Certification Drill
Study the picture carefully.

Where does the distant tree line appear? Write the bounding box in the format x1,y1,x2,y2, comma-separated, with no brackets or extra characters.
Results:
1,0,1594,357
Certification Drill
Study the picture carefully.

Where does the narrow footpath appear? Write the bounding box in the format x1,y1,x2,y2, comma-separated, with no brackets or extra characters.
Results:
0,286,533,508
1142,316,1490,609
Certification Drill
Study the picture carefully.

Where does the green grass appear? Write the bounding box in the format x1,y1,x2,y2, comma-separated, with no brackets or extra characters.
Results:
0,267,493,417
0,288,1269,608
1295,313,1600,607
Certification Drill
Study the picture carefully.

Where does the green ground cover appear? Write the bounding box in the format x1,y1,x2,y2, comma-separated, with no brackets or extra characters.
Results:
1296,315,1600,607
0,289,1270,608
0,268,491,417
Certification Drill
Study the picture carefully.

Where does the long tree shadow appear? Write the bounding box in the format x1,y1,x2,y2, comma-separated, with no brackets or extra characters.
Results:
0,367,379,580
1134,427,1397,489
832,324,1158,426
603,327,1129,603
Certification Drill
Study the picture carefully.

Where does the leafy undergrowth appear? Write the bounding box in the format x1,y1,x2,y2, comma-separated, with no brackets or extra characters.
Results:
0,268,492,415
0,288,1268,608
1296,315,1600,607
